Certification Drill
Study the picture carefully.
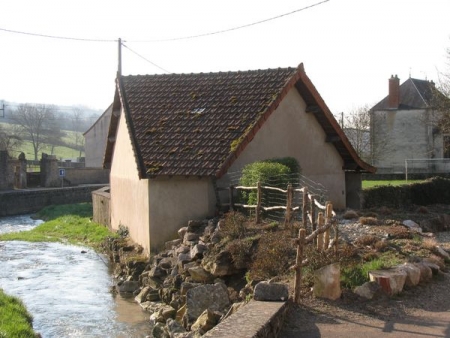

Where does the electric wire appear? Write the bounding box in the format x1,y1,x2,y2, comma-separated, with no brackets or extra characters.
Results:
121,43,172,74
0,27,116,42
0,0,330,44
129,0,331,42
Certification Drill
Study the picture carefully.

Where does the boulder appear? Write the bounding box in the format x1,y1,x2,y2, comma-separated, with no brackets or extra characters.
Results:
253,281,288,301
177,253,192,267
354,281,384,300
202,251,237,277
190,309,221,334
397,263,421,287
435,246,450,259
165,239,182,250
184,232,200,243
413,262,433,283
190,244,207,260
118,280,140,293
152,322,170,338
313,263,341,300
166,318,186,336
181,282,201,296
421,260,440,275
402,220,422,233
158,257,175,270
188,220,204,231
149,266,167,278
134,286,152,303
185,283,230,324
188,266,214,283
368,268,407,296
178,227,188,239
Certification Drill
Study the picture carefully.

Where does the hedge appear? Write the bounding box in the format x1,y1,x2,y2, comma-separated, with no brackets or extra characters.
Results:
362,177,450,208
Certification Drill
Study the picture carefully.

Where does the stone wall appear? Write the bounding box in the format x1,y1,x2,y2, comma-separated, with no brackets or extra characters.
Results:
0,150,27,190
0,150,10,190
64,168,110,186
0,185,104,216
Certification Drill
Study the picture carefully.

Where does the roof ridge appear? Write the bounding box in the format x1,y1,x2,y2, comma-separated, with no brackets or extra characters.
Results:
408,78,428,107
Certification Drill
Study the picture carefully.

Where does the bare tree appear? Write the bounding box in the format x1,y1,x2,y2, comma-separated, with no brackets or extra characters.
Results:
343,105,371,162
71,108,85,158
12,104,61,160
0,124,22,155
433,46,450,134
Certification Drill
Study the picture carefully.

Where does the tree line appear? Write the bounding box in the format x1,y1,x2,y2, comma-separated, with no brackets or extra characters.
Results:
0,104,96,160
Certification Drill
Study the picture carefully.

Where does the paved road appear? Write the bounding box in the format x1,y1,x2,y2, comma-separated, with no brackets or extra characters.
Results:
280,272,450,338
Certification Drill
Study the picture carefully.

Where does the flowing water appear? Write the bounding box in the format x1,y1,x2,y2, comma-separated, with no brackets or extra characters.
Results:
0,215,152,337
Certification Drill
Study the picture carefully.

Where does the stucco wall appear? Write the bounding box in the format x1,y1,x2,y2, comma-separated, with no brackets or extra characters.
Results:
84,105,112,168
110,109,151,254
372,109,435,171
218,88,346,209
149,177,217,251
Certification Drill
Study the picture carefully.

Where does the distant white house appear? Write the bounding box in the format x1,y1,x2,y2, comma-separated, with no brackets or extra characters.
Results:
370,75,448,174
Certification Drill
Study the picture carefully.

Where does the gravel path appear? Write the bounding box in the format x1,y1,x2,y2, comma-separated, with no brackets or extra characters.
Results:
281,271,450,337
280,226,450,338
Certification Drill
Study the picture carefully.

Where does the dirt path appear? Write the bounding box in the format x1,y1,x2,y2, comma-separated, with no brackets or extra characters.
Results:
280,271,450,337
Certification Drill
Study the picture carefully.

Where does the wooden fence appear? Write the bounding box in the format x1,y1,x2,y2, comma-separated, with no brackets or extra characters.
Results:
223,182,338,303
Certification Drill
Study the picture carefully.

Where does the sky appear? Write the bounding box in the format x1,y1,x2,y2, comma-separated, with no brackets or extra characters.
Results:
0,0,449,117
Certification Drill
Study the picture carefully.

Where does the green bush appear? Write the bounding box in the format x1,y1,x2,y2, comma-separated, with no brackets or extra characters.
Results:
239,157,300,205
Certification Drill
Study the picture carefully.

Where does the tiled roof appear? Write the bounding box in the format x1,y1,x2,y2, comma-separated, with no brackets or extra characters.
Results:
107,64,374,177
372,78,442,110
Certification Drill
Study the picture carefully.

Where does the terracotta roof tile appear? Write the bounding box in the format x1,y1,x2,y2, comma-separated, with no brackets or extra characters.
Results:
119,67,298,177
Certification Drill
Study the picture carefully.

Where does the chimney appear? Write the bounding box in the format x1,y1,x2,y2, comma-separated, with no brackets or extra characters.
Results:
388,75,400,108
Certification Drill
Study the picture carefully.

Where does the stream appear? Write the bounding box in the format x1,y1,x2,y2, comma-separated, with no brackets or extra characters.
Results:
0,215,152,337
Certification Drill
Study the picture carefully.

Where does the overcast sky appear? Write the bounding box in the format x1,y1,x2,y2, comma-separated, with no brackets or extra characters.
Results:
1,0,449,116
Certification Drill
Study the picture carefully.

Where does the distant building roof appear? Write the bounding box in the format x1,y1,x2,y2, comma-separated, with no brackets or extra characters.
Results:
105,64,374,177
372,77,443,110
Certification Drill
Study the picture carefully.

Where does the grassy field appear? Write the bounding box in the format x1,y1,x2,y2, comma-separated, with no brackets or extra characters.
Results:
362,179,425,189
0,121,84,160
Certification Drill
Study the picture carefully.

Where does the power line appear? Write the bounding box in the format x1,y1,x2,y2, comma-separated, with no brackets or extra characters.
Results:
0,0,330,44
0,27,116,42
122,43,171,74
129,0,331,42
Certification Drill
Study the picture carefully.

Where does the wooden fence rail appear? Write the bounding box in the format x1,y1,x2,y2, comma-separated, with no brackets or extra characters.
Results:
221,181,338,303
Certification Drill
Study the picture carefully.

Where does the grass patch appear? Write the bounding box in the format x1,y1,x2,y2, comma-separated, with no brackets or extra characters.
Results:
362,180,424,189
0,289,36,338
0,203,116,250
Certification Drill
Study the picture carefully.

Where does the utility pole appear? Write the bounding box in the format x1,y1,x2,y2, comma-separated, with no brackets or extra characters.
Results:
118,38,122,76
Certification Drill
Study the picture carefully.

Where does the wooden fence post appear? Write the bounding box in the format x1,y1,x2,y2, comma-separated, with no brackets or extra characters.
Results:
294,228,306,304
255,181,262,224
310,195,316,245
229,185,235,212
317,212,324,251
324,202,332,249
284,184,293,229
302,187,308,231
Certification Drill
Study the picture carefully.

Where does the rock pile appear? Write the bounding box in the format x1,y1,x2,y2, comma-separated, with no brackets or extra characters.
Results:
106,218,288,338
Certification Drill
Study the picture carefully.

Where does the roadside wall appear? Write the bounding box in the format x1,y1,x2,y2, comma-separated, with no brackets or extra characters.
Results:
0,185,104,216
64,168,110,186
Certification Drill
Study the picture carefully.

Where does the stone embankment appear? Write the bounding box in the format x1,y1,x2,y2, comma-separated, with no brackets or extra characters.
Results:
104,218,289,337
103,211,450,337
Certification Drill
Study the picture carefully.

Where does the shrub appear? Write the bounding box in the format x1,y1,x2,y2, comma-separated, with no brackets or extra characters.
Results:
239,157,301,206
343,210,359,219
226,237,256,270
220,212,248,240
355,235,378,246
359,217,378,225
248,230,293,280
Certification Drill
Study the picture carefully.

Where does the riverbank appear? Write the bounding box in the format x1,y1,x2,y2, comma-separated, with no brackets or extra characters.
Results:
0,203,124,337
0,289,37,338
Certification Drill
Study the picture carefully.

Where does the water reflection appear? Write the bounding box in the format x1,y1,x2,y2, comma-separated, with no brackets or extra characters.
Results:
0,216,151,337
